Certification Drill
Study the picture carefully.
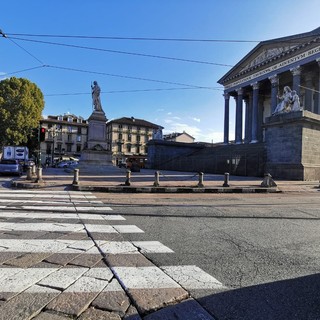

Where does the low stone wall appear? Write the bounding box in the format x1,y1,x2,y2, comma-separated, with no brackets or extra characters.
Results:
147,140,266,177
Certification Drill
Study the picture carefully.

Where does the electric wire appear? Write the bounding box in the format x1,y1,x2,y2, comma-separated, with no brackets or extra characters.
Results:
45,87,223,97
8,36,233,67
5,32,261,43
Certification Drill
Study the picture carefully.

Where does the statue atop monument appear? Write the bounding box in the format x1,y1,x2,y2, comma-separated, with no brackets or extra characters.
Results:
91,81,103,111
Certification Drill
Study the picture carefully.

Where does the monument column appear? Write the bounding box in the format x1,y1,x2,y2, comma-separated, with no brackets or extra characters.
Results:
291,66,301,96
235,88,243,144
223,92,230,144
269,74,279,114
304,72,314,112
251,82,259,143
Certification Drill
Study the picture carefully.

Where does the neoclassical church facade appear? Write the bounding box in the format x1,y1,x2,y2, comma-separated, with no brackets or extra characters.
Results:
148,27,320,180
218,27,320,180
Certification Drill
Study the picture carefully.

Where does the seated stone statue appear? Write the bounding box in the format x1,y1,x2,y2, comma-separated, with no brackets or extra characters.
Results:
272,86,292,115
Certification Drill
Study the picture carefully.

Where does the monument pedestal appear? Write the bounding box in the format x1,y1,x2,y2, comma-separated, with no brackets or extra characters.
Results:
79,110,113,172
264,110,320,180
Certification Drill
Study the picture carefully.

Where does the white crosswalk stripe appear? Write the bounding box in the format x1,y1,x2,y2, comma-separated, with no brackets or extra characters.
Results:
0,189,224,319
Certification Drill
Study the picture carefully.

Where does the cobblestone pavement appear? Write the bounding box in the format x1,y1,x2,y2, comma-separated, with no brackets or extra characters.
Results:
0,189,222,320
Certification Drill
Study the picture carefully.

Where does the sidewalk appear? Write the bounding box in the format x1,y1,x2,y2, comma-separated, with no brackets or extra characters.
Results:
11,166,320,193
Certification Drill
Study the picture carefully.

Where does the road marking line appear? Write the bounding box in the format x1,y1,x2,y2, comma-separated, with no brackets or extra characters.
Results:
132,241,174,253
112,266,181,289
161,265,225,290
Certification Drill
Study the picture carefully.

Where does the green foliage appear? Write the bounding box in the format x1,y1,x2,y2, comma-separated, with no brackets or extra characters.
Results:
0,77,44,147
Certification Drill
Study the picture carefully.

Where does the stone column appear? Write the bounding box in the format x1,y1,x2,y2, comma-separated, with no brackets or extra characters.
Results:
304,72,313,112
317,59,320,114
235,88,243,144
269,74,279,114
244,95,252,143
223,93,230,144
251,82,259,143
291,66,301,96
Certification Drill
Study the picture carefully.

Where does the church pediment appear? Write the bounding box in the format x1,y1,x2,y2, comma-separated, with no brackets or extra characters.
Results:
218,27,320,86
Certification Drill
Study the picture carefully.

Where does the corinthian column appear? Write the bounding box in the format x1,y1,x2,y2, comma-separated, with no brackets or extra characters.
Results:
235,88,243,144
269,74,279,115
290,66,301,96
251,82,259,143
223,93,230,144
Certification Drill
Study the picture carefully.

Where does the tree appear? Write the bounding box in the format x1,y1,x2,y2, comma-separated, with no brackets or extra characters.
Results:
0,77,44,147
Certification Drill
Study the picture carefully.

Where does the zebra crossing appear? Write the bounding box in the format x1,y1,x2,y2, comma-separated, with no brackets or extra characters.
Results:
0,189,224,319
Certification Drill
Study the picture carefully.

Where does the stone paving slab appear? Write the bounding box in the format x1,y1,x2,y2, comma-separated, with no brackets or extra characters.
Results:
143,298,215,320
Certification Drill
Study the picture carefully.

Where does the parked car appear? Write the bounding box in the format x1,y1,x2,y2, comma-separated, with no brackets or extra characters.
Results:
57,160,78,168
0,159,23,176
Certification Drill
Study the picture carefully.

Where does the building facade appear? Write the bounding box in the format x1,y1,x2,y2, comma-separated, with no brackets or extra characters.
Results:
217,27,320,180
163,131,195,143
40,114,88,164
218,27,320,145
106,117,162,165
148,28,320,180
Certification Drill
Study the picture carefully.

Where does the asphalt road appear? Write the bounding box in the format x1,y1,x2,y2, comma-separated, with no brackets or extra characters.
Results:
95,192,320,320
1,174,319,319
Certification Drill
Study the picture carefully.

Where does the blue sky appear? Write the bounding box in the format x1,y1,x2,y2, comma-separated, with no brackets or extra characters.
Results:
1,0,320,142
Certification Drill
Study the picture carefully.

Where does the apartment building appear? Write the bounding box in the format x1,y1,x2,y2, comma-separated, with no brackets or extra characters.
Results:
106,117,163,166
40,114,88,164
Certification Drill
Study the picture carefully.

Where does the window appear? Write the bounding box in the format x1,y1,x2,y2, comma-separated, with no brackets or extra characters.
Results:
67,134,72,142
136,146,140,154
57,132,62,140
76,144,81,152
128,134,132,142
137,135,141,142
76,135,81,142
77,127,82,134
67,116,73,122
119,133,123,140
68,126,73,133
58,115,63,121
118,124,123,129
67,145,72,152
117,144,122,152
127,144,131,152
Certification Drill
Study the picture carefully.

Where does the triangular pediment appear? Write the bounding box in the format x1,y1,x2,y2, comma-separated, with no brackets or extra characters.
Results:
218,27,320,85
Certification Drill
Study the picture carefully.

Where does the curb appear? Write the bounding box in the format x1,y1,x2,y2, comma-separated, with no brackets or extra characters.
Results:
71,184,280,193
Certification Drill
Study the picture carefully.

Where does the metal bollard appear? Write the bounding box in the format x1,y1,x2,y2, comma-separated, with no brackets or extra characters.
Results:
223,172,230,187
31,164,36,175
125,169,131,186
153,171,160,187
36,167,43,183
73,169,79,185
26,166,33,180
198,172,204,187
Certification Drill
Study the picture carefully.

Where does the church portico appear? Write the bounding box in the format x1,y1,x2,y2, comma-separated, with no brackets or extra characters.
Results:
218,27,320,180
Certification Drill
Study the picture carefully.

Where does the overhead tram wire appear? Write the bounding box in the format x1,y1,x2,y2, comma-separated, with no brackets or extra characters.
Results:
45,87,223,97
6,32,261,43
0,29,46,67
46,65,218,89
8,36,233,67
